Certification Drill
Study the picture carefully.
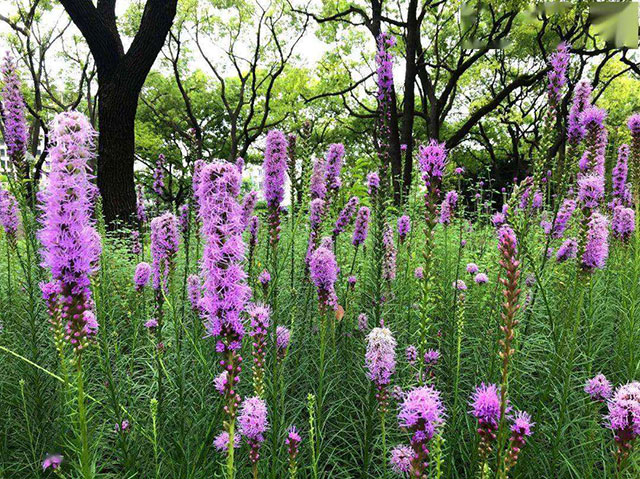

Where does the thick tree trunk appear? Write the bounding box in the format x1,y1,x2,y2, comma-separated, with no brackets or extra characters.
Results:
97,80,137,225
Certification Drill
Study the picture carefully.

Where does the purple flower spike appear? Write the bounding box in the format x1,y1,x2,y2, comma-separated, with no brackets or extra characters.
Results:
397,215,411,242
333,196,359,237
309,241,339,310
367,171,380,196
42,454,63,471
324,143,345,191
612,206,635,241
133,262,151,291
390,444,412,475
584,373,612,402
352,206,371,247
1,53,29,174
366,326,396,410
150,213,180,292
581,212,609,271
263,130,288,245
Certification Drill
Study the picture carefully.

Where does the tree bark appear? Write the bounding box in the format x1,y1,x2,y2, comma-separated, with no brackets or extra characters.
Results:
59,0,178,225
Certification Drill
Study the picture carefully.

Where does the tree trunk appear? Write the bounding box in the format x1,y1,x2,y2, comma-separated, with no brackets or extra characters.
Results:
97,79,137,225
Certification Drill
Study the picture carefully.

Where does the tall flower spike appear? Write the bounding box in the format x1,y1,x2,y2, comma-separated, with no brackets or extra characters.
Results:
286,426,302,478
397,384,446,477
579,106,607,177
238,396,269,466
0,187,20,246
1,53,29,178
547,42,569,110
581,212,609,271
496,225,521,455
310,157,327,201
153,154,165,196
309,239,338,311
365,326,396,412
324,143,345,192
241,191,258,230
150,212,179,292
133,262,151,291
584,373,612,402
187,274,201,313
612,144,631,207
195,160,251,467
612,205,635,241
397,215,411,243
136,184,147,224
470,383,503,469
628,113,640,202
333,196,359,238
352,206,371,247
382,223,397,281
263,129,288,246
567,81,592,146
38,111,101,351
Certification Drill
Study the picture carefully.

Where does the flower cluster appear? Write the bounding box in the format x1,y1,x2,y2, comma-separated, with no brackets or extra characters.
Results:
397,215,411,243
0,188,20,245
365,326,396,410
382,223,397,281
1,53,28,175
333,196,359,237
150,212,180,292
238,396,269,464
38,111,101,351
133,262,151,291
263,129,288,245
309,240,338,310
352,206,371,247
324,143,345,191
248,303,271,397
153,154,165,196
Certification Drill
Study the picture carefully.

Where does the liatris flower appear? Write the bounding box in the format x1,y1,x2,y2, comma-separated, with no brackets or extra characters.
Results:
390,444,412,475
131,230,141,255
541,219,552,236
365,326,397,411
606,382,640,467
406,345,418,365
333,196,359,237
0,188,20,246
179,203,190,235
42,454,63,471
553,198,576,238
1,53,28,177
584,373,612,402
276,325,290,360
286,426,302,478
440,190,458,225
397,215,411,243
524,274,536,288
577,174,604,208
309,241,338,310
136,185,147,224
352,206,371,247
453,280,467,291
397,385,446,477
153,154,166,196
195,161,251,462
38,111,101,351
580,107,607,176
238,396,269,465
324,143,345,191
504,411,534,473
358,313,369,332
263,129,288,246
214,431,240,453
347,275,357,290
547,42,569,108
367,171,380,196
612,145,630,206
532,190,543,210
470,383,503,468
376,32,395,100
628,114,640,200
418,140,447,187
133,262,151,291
248,215,259,246
195,161,250,346
150,213,179,292
310,198,325,230
497,225,521,445
612,205,635,241
241,191,258,230
581,212,609,271
474,273,488,284
414,267,424,280
187,274,201,313
556,238,578,263
466,263,479,274
144,318,158,330
236,156,245,173
248,303,271,397
567,81,592,145
382,223,397,281
310,157,327,200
